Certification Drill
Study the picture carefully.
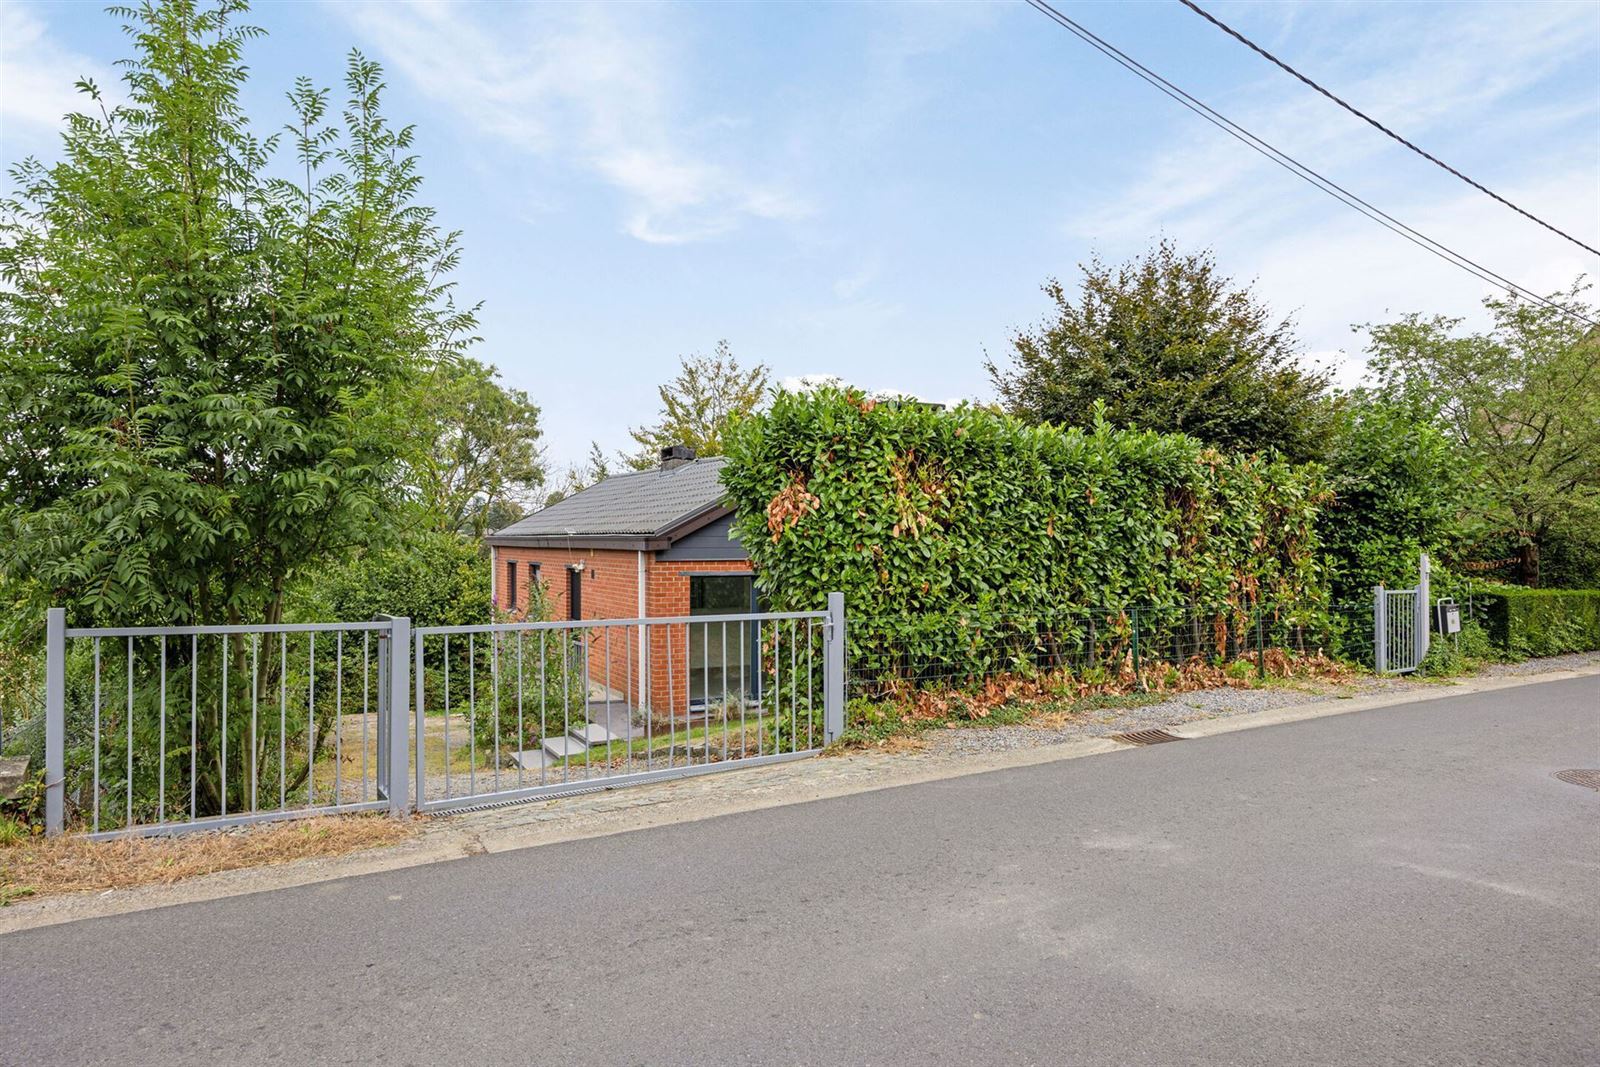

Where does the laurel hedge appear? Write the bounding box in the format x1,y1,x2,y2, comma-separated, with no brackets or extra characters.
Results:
721,389,1332,686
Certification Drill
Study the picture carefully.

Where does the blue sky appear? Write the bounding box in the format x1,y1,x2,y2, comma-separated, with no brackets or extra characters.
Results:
4,1,1598,472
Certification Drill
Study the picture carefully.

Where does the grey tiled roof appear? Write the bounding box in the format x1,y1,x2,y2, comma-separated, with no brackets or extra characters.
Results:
492,457,731,539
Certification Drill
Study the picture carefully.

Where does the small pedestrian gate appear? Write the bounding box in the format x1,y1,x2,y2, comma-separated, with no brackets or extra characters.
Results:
1374,554,1432,675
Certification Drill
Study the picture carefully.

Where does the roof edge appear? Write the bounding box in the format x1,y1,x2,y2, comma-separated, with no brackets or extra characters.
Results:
485,534,671,551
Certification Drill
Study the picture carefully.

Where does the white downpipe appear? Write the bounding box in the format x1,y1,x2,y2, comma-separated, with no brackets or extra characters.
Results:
488,544,497,619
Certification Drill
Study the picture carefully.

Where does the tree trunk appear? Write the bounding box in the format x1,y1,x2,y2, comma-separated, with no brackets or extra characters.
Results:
1519,540,1540,588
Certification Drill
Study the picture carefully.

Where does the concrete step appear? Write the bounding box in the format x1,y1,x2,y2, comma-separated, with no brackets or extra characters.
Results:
510,748,554,770
542,735,588,760
569,723,615,746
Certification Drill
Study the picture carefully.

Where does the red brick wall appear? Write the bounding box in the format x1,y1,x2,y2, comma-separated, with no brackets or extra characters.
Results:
490,546,756,716
642,558,755,717
493,545,641,704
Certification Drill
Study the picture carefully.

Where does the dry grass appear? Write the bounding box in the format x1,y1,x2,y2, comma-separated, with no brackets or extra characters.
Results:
0,815,414,903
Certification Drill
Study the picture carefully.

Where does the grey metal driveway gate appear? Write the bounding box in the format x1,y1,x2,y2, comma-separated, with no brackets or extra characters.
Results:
411,595,846,814
42,596,847,833
43,611,410,838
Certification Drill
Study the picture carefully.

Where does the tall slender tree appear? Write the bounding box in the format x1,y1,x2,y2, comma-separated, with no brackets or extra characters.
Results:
627,341,770,468
0,0,477,626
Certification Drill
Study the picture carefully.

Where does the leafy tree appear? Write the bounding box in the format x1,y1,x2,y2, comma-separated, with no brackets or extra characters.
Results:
289,530,498,629
1364,283,1600,587
0,0,478,819
627,341,770,467
544,441,614,508
412,357,543,540
987,241,1335,462
0,0,474,627
1320,392,1465,600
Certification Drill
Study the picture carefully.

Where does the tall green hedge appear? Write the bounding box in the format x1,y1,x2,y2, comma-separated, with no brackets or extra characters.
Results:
721,389,1331,683
1479,588,1600,657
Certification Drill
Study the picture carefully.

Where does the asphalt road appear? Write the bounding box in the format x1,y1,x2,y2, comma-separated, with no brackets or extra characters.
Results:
4,675,1598,1066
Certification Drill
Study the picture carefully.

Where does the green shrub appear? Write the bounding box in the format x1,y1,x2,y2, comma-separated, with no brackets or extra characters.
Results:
722,388,1331,691
1479,588,1600,658
288,530,496,629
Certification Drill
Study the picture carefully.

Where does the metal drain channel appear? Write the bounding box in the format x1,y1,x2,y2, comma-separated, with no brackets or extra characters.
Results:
1112,729,1185,746
1554,769,1600,791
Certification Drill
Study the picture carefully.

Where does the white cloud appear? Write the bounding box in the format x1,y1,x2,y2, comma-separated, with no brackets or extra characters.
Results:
0,3,113,140
338,1,808,244
1064,1,1600,377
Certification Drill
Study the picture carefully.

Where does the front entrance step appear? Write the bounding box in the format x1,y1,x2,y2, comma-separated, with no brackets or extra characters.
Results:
542,735,588,760
510,749,554,770
569,723,615,746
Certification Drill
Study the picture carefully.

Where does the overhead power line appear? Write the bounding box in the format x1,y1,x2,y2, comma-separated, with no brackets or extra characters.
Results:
1177,0,1600,258
1019,0,1598,329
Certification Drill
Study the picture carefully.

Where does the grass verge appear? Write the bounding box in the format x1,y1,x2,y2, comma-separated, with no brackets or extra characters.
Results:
0,814,414,904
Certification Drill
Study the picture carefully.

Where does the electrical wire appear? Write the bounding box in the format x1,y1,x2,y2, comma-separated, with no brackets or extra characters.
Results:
1177,0,1599,258
1021,0,1598,328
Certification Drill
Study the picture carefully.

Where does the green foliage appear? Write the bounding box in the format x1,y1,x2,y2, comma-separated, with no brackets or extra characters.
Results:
627,342,771,468
1541,521,1600,590
1417,619,1496,676
545,442,615,508
461,631,589,756
412,357,543,540
721,387,1331,687
1478,588,1600,658
0,0,475,628
987,240,1336,463
1320,393,1466,599
289,530,496,629
1364,282,1600,587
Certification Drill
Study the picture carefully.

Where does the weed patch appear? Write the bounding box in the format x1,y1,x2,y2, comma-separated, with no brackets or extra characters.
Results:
0,815,413,903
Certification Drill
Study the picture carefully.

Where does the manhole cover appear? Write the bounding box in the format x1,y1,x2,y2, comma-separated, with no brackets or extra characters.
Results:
1112,729,1184,746
1554,769,1600,791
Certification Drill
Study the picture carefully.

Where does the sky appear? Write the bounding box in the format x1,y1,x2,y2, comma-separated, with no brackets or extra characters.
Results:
3,0,1598,473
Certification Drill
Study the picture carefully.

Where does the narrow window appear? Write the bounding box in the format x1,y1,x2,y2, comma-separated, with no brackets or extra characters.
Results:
506,559,518,610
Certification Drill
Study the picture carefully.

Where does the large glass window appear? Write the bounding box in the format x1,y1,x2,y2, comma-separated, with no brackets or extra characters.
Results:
688,574,756,707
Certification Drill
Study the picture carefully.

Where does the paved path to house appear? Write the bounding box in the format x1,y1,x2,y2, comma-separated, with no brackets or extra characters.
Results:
5,675,1598,1065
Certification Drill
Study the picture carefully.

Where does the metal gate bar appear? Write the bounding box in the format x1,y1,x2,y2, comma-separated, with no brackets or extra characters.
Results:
412,598,844,815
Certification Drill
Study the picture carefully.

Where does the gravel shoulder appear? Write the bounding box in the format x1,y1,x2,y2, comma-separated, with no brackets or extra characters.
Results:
923,651,1600,756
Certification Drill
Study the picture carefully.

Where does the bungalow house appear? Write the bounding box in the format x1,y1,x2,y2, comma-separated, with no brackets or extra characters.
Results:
485,446,757,715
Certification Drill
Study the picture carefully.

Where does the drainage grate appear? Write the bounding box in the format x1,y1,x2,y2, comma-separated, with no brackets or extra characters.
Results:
1554,769,1600,791
1112,729,1184,746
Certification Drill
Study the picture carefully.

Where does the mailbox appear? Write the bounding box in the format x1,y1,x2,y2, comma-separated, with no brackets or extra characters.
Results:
1437,600,1461,635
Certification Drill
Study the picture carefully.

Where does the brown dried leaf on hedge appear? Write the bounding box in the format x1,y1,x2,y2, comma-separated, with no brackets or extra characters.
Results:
766,472,820,542
889,652,1351,723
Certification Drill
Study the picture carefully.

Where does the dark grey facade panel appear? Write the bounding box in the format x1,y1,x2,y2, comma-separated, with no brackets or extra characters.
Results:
656,513,748,561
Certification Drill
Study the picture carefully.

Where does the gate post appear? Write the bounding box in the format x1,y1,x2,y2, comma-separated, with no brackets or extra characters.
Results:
1415,553,1431,668
386,616,411,816
45,607,65,836
1373,584,1388,674
823,592,845,744
414,626,426,815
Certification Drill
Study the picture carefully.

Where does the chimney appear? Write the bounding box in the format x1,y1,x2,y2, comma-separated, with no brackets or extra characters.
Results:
659,444,696,470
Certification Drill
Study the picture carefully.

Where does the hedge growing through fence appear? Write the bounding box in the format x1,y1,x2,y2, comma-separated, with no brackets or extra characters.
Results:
721,389,1334,688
